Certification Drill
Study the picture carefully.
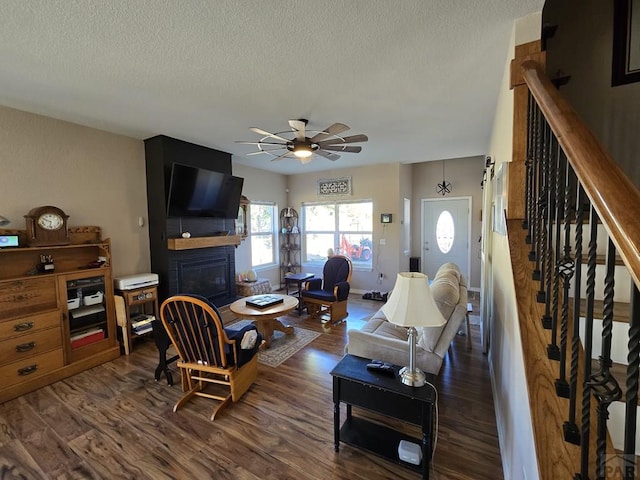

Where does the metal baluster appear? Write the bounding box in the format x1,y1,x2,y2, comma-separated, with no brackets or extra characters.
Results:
542,129,557,330
529,103,541,258
564,182,583,445
587,238,622,479
624,284,640,479
523,91,533,233
550,145,566,366
533,117,548,286
577,206,599,479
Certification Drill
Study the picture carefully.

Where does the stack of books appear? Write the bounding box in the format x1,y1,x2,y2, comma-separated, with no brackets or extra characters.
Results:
131,314,154,335
70,328,105,349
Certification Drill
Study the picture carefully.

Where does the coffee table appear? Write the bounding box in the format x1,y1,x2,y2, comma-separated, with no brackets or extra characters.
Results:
229,294,298,348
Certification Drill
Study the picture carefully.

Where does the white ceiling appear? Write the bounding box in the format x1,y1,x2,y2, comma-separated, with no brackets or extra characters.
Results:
0,0,543,175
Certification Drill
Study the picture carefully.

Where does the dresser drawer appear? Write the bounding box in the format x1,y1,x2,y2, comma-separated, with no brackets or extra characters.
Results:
0,277,58,318
0,348,64,389
0,327,62,366
0,309,61,339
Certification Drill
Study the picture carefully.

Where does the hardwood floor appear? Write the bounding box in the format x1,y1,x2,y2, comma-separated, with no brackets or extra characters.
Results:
0,294,502,480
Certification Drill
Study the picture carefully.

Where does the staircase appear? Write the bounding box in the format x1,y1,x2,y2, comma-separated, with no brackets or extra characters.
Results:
508,58,640,479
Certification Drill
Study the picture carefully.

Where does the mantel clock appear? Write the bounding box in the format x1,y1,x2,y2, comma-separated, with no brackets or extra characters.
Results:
25,206,71,246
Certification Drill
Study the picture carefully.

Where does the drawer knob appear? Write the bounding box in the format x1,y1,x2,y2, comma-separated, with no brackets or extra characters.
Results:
16,341,36,353
18,364,38,376
14,322,34,332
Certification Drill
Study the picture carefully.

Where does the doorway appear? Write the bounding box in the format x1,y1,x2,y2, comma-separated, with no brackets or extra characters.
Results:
421,197,471,281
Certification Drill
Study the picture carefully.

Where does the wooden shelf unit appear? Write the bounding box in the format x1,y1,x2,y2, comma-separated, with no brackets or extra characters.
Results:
114,285,159,355
0,228,119,403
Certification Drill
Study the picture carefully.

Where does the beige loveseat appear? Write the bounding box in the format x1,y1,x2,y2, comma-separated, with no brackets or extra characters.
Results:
345,262,468,375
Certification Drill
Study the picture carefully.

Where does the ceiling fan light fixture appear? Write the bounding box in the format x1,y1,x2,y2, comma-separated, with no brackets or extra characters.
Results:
292,145,313,158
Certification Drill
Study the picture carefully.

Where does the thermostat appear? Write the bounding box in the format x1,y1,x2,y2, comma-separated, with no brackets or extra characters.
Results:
381,213,392,224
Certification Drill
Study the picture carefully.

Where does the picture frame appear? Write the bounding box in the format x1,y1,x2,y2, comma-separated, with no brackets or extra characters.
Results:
612,0,640,86
380,213,392,224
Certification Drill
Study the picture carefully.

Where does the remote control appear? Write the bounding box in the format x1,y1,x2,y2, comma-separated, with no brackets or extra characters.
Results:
366,362,396,376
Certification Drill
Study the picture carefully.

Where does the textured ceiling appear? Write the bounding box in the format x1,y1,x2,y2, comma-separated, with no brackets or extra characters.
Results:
0,0,543,175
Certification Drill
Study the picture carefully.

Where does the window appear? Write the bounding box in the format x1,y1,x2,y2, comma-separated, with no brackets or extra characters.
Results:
302,201,373,269
436,210,455,254
249,202,277,268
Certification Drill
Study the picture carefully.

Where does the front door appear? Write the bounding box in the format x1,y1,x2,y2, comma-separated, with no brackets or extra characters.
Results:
421,197,471,281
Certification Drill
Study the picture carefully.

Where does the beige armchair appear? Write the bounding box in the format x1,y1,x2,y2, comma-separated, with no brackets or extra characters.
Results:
345,262,468,375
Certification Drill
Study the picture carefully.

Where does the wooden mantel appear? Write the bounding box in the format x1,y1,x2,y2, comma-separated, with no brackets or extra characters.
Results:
167,235,241,250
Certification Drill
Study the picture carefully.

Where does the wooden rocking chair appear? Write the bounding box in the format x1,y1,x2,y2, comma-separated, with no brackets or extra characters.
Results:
301,255,353,324
159,294,261,420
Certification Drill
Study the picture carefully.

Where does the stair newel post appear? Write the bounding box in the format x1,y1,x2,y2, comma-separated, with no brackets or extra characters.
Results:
523,91,534,233
577,206,599,479
564,183,585,444
587,238,622,479
529,102,541,257
624,284,640,480
533,117,551,288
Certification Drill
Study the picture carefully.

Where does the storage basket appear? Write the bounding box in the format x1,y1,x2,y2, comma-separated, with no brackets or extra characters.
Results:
83,291,104,306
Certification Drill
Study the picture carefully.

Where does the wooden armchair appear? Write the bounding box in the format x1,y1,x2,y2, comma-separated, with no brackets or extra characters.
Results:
159,294,261,420
301,255,353,324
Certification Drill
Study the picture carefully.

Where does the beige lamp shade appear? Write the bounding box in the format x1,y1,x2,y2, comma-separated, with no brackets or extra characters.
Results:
381,272,446,328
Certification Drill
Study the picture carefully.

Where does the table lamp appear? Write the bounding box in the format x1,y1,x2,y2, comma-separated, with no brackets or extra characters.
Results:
0,215,10,226
381,272,446,387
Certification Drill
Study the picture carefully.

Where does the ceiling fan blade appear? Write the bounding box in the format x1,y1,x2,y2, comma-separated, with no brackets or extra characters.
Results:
320,145,362,153
314,149,341,161
250,127,290,142
309,123,350,143
288,119,307,140
270,151,292,162
246,149,283,156
317,134,368,146
236,141,288,146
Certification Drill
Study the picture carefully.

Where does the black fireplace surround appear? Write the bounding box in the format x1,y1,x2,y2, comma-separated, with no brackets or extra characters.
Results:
167,246,236,307
145,135,239,306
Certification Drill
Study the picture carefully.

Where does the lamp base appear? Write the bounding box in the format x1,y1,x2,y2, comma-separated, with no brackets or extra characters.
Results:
399,366,427,387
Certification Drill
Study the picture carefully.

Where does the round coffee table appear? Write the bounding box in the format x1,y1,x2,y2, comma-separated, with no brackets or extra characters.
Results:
229,294,298,348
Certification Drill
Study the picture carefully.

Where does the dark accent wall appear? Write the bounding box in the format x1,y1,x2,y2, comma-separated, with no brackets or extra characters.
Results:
144,135,237,304
543,0,640,188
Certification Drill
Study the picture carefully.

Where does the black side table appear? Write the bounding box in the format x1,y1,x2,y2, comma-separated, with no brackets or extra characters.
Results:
330,354,437,480
284,272,314,314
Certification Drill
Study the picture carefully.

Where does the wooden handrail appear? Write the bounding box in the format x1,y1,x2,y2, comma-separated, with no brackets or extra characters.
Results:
521,60,640,290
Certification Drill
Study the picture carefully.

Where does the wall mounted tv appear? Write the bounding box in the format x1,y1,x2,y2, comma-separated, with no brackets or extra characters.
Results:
166,163,244,219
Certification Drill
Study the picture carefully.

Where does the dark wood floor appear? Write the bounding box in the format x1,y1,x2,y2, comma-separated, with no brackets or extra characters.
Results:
0,293,502,480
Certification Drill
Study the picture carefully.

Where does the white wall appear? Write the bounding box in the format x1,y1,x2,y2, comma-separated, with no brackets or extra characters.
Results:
486,11,542,480
0,105,149,277
411,156,485,288
231,162,288,289
287,162,402,293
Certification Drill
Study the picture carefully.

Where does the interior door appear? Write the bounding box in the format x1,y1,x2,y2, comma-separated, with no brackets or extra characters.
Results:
421,197,471,281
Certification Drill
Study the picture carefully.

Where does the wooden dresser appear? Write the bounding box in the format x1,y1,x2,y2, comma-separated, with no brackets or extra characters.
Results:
0,227,120,403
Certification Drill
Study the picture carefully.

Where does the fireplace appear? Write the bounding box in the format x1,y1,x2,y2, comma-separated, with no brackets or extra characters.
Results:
167,246,236,306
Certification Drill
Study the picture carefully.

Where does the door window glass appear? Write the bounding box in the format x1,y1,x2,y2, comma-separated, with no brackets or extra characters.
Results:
436,210,454,253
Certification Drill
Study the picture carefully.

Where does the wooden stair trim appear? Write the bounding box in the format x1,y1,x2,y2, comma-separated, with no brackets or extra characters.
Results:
508,218,618,479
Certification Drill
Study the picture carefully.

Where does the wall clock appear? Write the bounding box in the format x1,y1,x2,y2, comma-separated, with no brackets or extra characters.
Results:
24,206,70,246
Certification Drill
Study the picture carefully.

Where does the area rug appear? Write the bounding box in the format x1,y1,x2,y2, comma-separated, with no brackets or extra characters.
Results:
227,319,321,368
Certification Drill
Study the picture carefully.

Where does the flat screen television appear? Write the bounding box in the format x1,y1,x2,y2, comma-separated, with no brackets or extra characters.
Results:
166,163,244,219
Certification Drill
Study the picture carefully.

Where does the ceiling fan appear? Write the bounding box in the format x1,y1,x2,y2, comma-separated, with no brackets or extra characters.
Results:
237,119,368,164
